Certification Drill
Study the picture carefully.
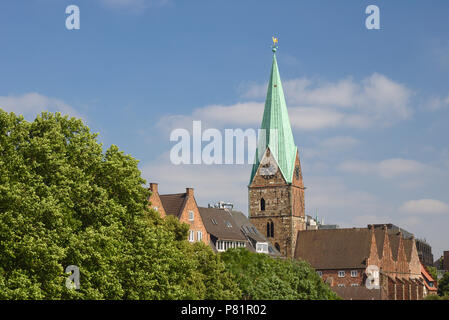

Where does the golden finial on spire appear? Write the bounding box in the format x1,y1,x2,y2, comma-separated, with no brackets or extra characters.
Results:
272,36,278,52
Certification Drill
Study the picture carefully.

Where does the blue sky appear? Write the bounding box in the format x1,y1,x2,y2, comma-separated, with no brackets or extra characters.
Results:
1,0,448,258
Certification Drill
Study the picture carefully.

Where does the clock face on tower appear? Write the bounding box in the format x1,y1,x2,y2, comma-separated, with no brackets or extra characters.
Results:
259,152,278,179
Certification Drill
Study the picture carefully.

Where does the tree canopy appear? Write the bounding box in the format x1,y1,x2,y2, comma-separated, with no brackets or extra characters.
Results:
220,248,339,300
0,110,239,299
0,109,337,300
438,272,449,297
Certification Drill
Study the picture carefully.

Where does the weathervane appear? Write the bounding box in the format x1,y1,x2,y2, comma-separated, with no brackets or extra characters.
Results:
272,36,278,52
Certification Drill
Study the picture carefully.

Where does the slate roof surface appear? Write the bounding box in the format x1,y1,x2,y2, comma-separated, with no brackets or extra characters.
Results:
295,228,373,269
198,207,247,241
159,193,187,218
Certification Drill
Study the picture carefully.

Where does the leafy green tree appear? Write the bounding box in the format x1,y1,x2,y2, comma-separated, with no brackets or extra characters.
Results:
438,272,449,297
0,110,239,299
427,266,438,282
220,248,340,300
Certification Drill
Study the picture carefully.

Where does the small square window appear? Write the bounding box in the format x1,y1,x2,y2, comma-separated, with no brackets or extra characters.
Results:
338,284,345,287
351,283,359,287
338,271,346,278
351,270,358,277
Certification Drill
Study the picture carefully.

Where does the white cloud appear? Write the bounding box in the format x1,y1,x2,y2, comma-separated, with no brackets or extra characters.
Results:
302,136,359,159
319,136,360,150
0,92,81,120
141,153,251,212
399,199,449,215
427,94,449,111
338,158,432,179
158,73,413,132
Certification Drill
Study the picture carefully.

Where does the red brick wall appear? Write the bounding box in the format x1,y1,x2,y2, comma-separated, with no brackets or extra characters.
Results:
148,183,166,218
249,150,305,258
387,277,396,300
396,281,404,300
319,269,365,288
404,280,410,300
178,190,210,245
418,283,424,300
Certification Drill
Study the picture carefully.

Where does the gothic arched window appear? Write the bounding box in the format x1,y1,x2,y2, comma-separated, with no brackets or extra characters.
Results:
260,198,265,211
274,243,280,252
267,220,274,238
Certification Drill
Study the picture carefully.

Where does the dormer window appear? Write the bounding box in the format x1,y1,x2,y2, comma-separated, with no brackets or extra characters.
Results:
256,242,269,253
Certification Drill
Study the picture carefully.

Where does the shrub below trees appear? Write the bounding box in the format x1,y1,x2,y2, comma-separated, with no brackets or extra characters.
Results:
220,248,340,300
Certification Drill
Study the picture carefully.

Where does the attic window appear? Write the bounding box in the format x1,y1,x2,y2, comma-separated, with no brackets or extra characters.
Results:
211,218,218,225
225,221,232,228
189,211,194,221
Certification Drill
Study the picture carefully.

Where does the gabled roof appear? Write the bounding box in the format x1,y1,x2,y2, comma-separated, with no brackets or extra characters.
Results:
198,207,247,241
295,228,373,269
159,193,187,218
389,232,401,261
374,229,386,259
331,286,381,300
228,210,281,256
250,53,297,185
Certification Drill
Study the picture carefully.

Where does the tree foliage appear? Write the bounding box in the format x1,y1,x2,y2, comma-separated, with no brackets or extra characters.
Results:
220,248,340,300
438,272,449,297
0,110,239,299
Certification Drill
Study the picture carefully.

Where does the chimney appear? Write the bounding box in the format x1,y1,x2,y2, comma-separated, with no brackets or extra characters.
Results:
149,183,158,194
186,187,194,197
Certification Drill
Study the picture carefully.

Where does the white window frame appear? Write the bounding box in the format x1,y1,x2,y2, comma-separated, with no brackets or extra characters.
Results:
338,271,346,278
154,206,158,212
350,270,358,277
317,271,323,277
188,230,194,242
338,284,345,287
351,283,359,287
256,242,269,253
188,211,194,221
197,231,202,242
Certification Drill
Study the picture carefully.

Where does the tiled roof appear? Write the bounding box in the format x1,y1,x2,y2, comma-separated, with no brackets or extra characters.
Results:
198,207,247,241
159,193,187,218
295,228,373,269
228,210,282,256
331,286,382,300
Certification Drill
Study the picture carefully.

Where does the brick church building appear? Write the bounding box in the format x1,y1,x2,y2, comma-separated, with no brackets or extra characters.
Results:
248,46,306,259
247,43,428,299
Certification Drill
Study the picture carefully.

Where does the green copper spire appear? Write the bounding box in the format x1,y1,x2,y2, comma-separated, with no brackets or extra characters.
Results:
250,48,298,184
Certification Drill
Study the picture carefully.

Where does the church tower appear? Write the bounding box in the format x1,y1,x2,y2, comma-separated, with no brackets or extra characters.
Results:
248,41,306,259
